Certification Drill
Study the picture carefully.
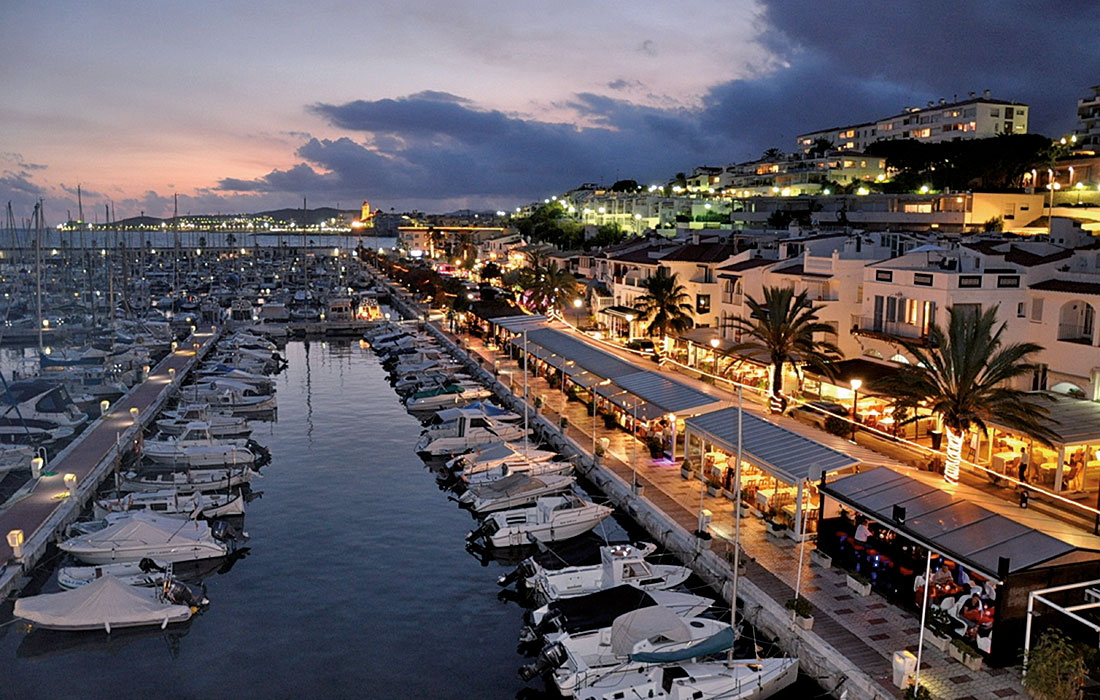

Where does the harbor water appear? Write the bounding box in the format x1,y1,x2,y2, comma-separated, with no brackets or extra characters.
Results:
1,339,825,698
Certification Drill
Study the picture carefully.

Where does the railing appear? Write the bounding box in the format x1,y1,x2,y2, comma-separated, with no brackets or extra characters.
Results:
1058,323,1093,345
855,316,926,341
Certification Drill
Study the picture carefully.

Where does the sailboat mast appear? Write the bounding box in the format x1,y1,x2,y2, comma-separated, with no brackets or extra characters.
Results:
107,203,115,328
35,200,43,353
728,386,744,666
173,193,179,302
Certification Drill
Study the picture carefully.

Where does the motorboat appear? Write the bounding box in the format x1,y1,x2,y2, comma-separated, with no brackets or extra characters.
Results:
445,441,557,473
521,585,714,644
120,467,258,493
522,607,732,696
58,512,232,564
460,459,574,486
195,365,276,392
14,575,199,632
155,403,252,439
574,657,799,700
0,445,34,475
459,473,576,514
529,543,692,603
404,384,491,412
57,558,171,589
431,402,521,425
467,494,613,548
415,411,527,457
95,489,245,520
141,422,258,468
0,379,88,430
186,378,277,415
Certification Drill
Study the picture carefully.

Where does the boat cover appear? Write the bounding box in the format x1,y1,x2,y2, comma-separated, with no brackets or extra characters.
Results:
629,627,735,663
610,607,691,656
547,585,658,635
61,513,213,552
470,474,572,499
14,575,192,630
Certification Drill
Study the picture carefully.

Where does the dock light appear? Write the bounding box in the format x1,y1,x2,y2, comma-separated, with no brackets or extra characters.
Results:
99,400,110,416
129,407,139,422
64,473,77,494
31,456,43,479
7,530,24,559
168,368,176,381
171,341,178,352
193,342,200,352
384,313,391,320
42,319,49,329
142,365,150,380
189,325,196,334
211,325,217,333
320,313,326,322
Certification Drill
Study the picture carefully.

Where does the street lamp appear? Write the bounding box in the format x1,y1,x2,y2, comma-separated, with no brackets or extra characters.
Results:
624,313,634,341
709,337,720,376
850,379,862,441
592,379,612,459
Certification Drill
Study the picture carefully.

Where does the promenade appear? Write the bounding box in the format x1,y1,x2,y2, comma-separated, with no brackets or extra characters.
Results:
0,327,220,596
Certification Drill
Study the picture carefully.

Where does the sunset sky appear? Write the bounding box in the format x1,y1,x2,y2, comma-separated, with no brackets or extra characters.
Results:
2,1,1097,220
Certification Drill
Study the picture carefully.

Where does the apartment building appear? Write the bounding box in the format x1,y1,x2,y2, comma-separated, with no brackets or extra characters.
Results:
797,92,1029,153
1079,85,1100,149
724,152,887,197
653,240,741,329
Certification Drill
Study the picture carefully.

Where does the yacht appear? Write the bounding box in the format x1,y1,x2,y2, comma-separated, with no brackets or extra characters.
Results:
467,494,612,548
459,473,576,514
58,512,232,564
415,411,527,457
529,543,693,604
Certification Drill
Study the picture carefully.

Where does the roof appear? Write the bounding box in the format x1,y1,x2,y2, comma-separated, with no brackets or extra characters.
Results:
1,379,62,405
659,242,738,263
1029,279,1100,297
820,468,1087,581
770,264,833,279
717,258,773,278
604,372,724,418
685,406,859,483
605,246,671,265
962,242,1074,268
489,314,549,332
989,393,1100,446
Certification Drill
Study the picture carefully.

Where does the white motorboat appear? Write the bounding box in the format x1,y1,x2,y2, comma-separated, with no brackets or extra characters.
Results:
575,657,798,700
195,365,276,392
524,607,732,696
156,403,252,438
446,442,557,473
459,473,576,514
416,412,527,457
432,402,522,425
188,378,277,414
0,445,34,476
404,384,491,412
14,575,197,632
530,543,692,604
57,558,170,589
0,379,88,430
95,489,245,519
468,495,612,548
142,422,256,468
461,459,574,486
121,467,258,493
522,585,714,644
58,512,232,564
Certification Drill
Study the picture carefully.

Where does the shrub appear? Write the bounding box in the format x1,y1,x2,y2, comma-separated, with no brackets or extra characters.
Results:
785,596,813,619
645,435,664,458
952,638,980,658
904,682,932,700
602,413,618,429
824,415,851,437
927,608,955,636
1022,629,1088,700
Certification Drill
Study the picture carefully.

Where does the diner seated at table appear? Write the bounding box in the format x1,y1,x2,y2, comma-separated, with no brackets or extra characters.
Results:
960,593,994,640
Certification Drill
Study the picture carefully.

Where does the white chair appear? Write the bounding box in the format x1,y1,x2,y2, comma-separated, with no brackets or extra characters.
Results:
914,575,926,592
976,629,992,653
939,596,956,611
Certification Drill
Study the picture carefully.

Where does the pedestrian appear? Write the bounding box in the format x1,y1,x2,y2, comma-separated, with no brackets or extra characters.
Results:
1018,446,1029,483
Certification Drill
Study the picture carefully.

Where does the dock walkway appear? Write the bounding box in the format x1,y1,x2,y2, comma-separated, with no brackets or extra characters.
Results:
0,327,220,598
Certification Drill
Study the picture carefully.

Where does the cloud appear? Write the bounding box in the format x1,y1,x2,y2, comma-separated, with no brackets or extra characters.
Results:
637,40,657,57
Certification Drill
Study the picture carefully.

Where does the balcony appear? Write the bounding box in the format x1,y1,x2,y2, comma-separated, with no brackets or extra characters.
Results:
854,316,934,346
1058,323,1094,345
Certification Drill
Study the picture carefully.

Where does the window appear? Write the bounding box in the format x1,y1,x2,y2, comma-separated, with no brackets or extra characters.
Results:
954,303,981,319
914,273,933,286
1016,109,1025,116
875,270,893,282
997,275,1020,288
990,108,1001,118
1017,302,1026,318
1031,298,1043,322
959,275,982,288
696,295,711,314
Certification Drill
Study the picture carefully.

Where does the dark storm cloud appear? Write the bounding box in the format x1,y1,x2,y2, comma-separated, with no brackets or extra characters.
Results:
215,1,1099,209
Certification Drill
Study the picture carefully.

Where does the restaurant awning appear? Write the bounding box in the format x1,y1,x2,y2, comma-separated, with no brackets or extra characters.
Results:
820,468,1088,581
684,407,859,483
523,328,641,379
489,314,550,333
989,393,1100,447
612,372,725,417
599,305,637,320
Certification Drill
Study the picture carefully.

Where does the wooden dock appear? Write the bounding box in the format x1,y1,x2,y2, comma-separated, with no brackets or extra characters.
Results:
0,326,221,599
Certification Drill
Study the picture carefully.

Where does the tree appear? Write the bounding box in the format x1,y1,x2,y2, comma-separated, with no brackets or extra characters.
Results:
761,147,784,161
610,179,640,192
809,138,833,157
1023,629,1088,700
632,268,694,351
872,305,1058,483
525,262,580,313
726,286,842,413
481,261,502,282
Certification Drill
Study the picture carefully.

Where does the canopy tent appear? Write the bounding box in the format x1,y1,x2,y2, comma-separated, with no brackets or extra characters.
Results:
820,467,1084,581
684,407,859,484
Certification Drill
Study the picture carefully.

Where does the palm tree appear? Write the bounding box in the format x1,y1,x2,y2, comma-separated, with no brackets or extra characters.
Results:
872,305,1058,483
632,268,694,352
726,286,841,413
526,262,580,313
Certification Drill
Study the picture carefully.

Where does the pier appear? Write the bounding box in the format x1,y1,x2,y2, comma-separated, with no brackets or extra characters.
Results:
0,326,221,599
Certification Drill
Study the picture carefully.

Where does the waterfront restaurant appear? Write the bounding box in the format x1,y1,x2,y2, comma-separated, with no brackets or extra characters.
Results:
818,468,1100,667
683,407,859,537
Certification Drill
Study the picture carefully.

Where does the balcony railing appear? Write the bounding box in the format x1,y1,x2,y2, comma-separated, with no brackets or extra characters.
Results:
1058,323,1093,345
855,316,931,344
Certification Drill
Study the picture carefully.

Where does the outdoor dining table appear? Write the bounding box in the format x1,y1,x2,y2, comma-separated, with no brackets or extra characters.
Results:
992,451,1018,473
756,486,797,512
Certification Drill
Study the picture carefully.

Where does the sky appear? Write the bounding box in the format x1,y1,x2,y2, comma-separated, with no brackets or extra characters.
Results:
1,0,1097,220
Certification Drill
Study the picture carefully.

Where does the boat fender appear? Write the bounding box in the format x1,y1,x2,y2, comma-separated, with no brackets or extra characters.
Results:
609,545,631,557
105,621,111,634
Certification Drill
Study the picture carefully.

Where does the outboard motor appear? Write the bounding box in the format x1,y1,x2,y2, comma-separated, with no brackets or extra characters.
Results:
466,518,498,543
210,519,240,542
138,557,166,574
518,642,567,681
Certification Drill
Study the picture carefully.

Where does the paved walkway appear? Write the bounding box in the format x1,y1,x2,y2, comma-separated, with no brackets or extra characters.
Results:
464,333,1028,700
0,328,218,564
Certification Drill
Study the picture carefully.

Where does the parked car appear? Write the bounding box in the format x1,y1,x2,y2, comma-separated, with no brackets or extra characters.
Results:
793,400,849,418
626,339,657,355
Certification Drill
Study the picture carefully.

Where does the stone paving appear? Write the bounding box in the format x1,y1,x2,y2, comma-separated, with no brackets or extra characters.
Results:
465,334,1028,700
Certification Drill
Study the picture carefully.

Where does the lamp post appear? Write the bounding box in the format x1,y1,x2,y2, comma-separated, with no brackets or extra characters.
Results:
572,297,583,327
709,337,720,377
592,378,612,459
850,378,862,441
631,399,639,494
624,313,634,341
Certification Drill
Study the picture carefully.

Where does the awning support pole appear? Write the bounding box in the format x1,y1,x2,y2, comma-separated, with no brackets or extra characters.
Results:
914,549,932,690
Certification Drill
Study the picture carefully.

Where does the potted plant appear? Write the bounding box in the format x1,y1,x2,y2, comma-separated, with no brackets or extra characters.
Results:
903,681,933,700
948,638,983,671
925,608,955,651
809,547,832,569
845,571,872,597
559,416,568,430
680,464,693,480
764,514,788,538
602,413,618,430
706,475,722,497
785,596,814,630
1022,629,1088,700
645,435,664,458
